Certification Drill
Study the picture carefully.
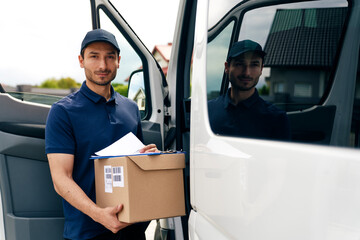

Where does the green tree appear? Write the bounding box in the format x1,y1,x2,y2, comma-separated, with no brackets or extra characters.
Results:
58,77,80,89
40,78,59,88
258,84,270,95
112,83,128,97
40,77,80,89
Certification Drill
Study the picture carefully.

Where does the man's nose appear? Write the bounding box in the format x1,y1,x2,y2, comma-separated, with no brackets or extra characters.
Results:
242,65,250,75
98,57,107,70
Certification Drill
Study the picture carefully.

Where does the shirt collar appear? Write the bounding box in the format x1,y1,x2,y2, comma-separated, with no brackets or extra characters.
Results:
224,88,259,109
80,81,117,104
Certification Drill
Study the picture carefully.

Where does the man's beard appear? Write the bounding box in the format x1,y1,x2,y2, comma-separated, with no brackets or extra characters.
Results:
230,75,259,91
85,69,116,86
233,81,258,91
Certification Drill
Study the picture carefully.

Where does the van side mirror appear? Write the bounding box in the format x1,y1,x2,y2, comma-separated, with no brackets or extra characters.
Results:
128,70,146,119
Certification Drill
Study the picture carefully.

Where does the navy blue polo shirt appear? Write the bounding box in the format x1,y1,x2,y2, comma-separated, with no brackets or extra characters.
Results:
208,89,290,141
45,82,143,240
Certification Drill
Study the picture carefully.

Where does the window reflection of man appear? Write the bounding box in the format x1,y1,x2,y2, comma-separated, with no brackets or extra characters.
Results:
208,40,291,140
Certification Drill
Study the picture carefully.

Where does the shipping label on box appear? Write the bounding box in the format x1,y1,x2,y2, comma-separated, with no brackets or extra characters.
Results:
94,152,186,223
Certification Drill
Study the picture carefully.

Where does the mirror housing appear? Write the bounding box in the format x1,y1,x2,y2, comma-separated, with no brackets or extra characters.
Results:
128,70,146,119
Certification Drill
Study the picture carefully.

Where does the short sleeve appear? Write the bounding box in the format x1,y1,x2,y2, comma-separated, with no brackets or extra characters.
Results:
45,103,76,154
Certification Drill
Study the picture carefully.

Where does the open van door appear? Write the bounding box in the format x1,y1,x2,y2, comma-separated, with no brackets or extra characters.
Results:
0,94,64,240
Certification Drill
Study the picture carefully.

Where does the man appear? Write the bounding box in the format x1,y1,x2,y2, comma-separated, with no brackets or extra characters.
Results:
46,29,157,240
208,39,290,140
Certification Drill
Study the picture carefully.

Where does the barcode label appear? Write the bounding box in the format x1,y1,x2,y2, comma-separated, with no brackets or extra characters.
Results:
113,175,122,181
104,165,113,193
112,166,124,187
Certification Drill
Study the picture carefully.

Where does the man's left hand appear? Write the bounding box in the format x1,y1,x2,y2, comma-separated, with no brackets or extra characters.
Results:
139,144,159,153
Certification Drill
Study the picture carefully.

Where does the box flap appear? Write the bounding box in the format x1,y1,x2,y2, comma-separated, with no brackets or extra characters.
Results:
127,152,185,171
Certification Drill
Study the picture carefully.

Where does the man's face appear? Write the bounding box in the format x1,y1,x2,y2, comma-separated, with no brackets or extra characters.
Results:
225,51,263,92
79,41,120,86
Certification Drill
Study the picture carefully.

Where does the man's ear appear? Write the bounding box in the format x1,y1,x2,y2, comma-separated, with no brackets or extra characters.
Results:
78,55,84,68
117,56,121,69
224,61,229,74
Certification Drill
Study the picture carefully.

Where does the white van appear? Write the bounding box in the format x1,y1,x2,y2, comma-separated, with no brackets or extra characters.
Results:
0,0,359,239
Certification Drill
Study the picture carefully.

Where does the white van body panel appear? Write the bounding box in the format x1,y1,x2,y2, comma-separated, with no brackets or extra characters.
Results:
189,0,360,239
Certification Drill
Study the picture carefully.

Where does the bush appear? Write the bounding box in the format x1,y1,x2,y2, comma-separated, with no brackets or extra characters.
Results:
40,78,59,88
58,77,80,89
112,83,128,97
258,85,270,95
40,77,80,89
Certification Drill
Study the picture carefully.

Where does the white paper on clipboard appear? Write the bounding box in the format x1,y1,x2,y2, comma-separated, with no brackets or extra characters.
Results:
95,132,145,157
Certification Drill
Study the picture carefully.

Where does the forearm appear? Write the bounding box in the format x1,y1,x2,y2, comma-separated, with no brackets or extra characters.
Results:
53,174,100,221
48,153,100,221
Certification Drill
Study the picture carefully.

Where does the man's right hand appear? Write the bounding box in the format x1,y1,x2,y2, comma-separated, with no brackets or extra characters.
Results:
93,204,131,233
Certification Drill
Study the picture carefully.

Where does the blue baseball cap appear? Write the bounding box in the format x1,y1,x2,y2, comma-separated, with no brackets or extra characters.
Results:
227,40,266,61
80,29,120,54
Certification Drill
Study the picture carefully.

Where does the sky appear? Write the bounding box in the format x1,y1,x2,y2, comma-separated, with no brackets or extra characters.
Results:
1,0,346,89
0,0,180,87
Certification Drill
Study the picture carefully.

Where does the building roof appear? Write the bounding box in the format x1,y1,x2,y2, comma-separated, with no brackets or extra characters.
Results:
152,43,172,62
264,7,347,67
124,43,172,82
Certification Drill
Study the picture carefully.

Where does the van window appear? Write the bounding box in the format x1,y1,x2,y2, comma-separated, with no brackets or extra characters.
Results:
206,0,351,144
239,1,348,112
99,9,143,91
98,8,148,119
98,2,179,120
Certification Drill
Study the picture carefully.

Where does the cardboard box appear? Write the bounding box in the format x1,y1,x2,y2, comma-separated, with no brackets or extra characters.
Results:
94,152,186,223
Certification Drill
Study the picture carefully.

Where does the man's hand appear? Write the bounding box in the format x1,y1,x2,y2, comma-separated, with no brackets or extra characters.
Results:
139,144,159,153
92,204,131,233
